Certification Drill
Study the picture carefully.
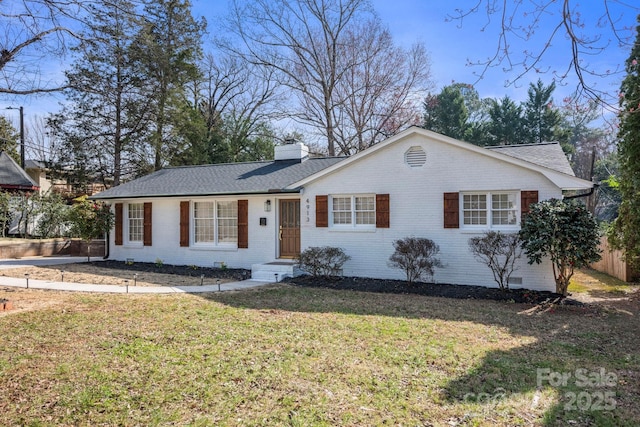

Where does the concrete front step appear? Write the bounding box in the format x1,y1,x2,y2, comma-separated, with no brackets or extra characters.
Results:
251,261,303,282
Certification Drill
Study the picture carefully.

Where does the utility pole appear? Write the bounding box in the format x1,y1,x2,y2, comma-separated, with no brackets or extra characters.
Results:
5,106,25,169
18,106,24,169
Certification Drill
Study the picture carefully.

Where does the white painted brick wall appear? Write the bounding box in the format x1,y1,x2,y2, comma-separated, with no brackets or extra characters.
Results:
301,133,561,292
107,132,569,293
108,195,293,269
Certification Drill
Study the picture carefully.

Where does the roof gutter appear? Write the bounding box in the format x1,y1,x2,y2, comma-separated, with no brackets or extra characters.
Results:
564,183,598,200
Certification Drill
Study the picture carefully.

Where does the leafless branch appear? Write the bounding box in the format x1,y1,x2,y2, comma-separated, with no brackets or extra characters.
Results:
447,0,639,108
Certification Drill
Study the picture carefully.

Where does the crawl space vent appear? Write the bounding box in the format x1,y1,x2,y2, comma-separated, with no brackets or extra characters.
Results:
405,146,426,167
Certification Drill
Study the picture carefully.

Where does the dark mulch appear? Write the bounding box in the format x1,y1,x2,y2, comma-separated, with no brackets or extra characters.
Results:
285,275,564,304
89,260,251,281
91,260,566,305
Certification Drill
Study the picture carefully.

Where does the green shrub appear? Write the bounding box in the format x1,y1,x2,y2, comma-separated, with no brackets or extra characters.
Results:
519,198,601,296
297,246,351,276
389,237,443,284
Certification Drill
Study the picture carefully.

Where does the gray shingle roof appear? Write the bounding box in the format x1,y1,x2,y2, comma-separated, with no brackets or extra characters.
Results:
486,142,575,176
24,159,46,170
0,151,39,190
91,157,346,199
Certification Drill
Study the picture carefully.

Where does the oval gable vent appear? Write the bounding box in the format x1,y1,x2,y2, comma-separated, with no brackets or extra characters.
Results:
405,146,426,167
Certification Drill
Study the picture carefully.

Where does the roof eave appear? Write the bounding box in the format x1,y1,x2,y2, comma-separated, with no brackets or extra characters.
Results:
89,188,301,200
540,170,593,190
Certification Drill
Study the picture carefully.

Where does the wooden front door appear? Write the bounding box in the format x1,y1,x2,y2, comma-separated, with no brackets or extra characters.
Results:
279,199,300,258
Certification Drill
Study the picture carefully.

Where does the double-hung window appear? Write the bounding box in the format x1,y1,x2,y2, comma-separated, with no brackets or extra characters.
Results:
127,203,144,244
217,201,238,243
331,195,375,228
462,192,518,229
193,200,238,246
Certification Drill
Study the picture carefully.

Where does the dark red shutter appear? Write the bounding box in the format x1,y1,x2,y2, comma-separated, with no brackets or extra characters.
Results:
114,203,123,245
376,194,390,228
443,192,459,229
180,201,190,247
237,200,248,249
521,191,539,218
143,202,152,246
316,195,328,227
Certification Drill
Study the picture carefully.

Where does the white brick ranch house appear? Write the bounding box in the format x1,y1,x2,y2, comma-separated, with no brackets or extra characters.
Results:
90,127,593,292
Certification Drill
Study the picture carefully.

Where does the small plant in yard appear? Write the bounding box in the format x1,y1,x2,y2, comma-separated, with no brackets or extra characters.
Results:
388,237,443,284
519,198,601,296
155,258,164,268
0,190,12,237
468,231,522,291
67,196,114,261
297,246,351,276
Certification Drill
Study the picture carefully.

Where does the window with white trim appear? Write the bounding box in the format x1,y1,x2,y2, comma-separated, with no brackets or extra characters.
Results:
462,192,518,228
193,200,238,245
127,203,144,243
217,201,238,243
331,195,375,228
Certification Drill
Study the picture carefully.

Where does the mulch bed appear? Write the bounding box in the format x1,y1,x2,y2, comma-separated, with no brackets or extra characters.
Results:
92,261,568,305
89,260,251,281
285,275,565,304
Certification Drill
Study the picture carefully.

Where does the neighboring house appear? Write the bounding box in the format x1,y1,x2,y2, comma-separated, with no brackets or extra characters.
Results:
24,160,108,197
0,151,39,193
91,127,593,292
24,160,52,194
0,151,40,236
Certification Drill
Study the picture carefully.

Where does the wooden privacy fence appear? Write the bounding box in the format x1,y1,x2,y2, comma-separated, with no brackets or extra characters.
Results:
590,236,639,282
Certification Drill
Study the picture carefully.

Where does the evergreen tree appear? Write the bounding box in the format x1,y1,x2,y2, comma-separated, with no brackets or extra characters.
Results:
523,79,562,144
0,117,20,163
610,15,640,270
423,85,468,140
486,96,526,145
132,0,206,170
49,0,146,186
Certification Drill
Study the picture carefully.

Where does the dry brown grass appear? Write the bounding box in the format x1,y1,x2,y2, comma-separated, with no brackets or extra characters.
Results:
0,269,637,426
0,263,237,287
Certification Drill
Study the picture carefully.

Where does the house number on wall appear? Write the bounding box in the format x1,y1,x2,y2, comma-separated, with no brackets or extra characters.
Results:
305,198,310,222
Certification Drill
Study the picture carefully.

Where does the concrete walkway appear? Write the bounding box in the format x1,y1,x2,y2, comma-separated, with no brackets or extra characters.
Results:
0,256,271,294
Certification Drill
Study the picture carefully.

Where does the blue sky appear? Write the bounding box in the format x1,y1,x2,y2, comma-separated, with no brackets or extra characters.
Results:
3,0,638,126
194,0,638,102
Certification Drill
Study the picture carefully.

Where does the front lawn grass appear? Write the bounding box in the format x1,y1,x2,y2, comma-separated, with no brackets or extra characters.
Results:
570,268,638,294
0,284,637,426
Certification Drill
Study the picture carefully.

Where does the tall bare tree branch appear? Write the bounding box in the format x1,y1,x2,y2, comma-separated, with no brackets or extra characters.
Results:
447,0,639,109
0,0,92,95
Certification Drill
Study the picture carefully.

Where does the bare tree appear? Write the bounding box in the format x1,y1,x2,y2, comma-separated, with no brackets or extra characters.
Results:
24,115,53,161
176,51,283,164
332,21,431,154
0,0,92,95
468,231,522,291
447,1,639,108
225,0,429,156
197,53,281,143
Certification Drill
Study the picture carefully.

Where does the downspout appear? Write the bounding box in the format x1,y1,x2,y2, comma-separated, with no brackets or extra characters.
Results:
103,231,110,260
